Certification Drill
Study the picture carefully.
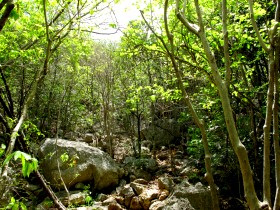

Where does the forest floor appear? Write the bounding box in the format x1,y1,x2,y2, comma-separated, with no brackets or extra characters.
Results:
108,134,248,210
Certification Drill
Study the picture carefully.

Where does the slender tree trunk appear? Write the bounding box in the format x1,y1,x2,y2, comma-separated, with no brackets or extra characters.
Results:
176,0,262,208
248,0,280,208
262,51,274,207
198,16,261,210
272,36,280,210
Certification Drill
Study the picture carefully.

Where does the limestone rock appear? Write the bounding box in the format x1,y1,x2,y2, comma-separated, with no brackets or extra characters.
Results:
163,197,195,210
84,133,94,143
158,176,174,191
139,188,159,210
39,138,120,190
150,180,212,210
149,201,165,210
168,180,212,210
108,202,125,210
159,189,169,201
119,185,135,207
96,193,109,202
56,190,88,206
130,182,146,195
133,178,149,185
102,196,117,206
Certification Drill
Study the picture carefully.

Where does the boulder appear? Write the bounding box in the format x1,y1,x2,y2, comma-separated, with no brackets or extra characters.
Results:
149,201,165,210
163,197,195,210
168,180,212,210
149,197,195,210
149,179,212,210
39,138,120,190
102,196,117,206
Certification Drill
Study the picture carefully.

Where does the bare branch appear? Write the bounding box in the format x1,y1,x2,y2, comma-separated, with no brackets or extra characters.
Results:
222,0,231,87
175,0,199,37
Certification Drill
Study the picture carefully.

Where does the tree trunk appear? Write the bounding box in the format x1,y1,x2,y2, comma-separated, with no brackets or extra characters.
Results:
272,36,280,210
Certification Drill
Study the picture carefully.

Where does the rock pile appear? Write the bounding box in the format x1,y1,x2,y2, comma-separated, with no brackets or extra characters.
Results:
90,176,212,210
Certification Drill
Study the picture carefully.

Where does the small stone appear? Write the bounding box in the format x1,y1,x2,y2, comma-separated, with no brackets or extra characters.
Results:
108,202,124,210
159,189,169,201
130,196,142,210
130,182,146,195
139,188,159,210
158,176,174,191
102,196,116,206
115,196,124,205
97,193,108,202
133,178,149,185
119,185,135,207
149,200,165,210
84,133,94,143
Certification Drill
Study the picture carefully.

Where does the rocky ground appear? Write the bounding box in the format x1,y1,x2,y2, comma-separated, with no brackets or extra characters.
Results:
1,133,248,210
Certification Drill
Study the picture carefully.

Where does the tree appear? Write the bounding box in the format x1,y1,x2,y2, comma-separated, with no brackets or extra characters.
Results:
172,0,278,208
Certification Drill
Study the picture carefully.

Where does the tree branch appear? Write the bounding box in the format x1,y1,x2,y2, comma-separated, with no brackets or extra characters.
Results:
0,0,8,11
0,67,13,116
0,0,14,32
175,0,199,37
248,0,269,53
222,0,231,88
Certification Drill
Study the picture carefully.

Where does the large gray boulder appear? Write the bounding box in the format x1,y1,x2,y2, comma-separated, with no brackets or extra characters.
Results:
39,138,120,190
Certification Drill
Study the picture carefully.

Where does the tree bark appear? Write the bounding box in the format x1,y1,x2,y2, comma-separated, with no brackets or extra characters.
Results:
272,36,280,210
35,171,66,210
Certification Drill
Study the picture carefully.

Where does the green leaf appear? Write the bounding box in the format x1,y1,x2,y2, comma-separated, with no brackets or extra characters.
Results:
150,95,156,102
109,23,117,28
3,151,38,177
60,152,69,162
20,202,27,210
12,203,19,210
3,152,15,166
10,10,20,20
